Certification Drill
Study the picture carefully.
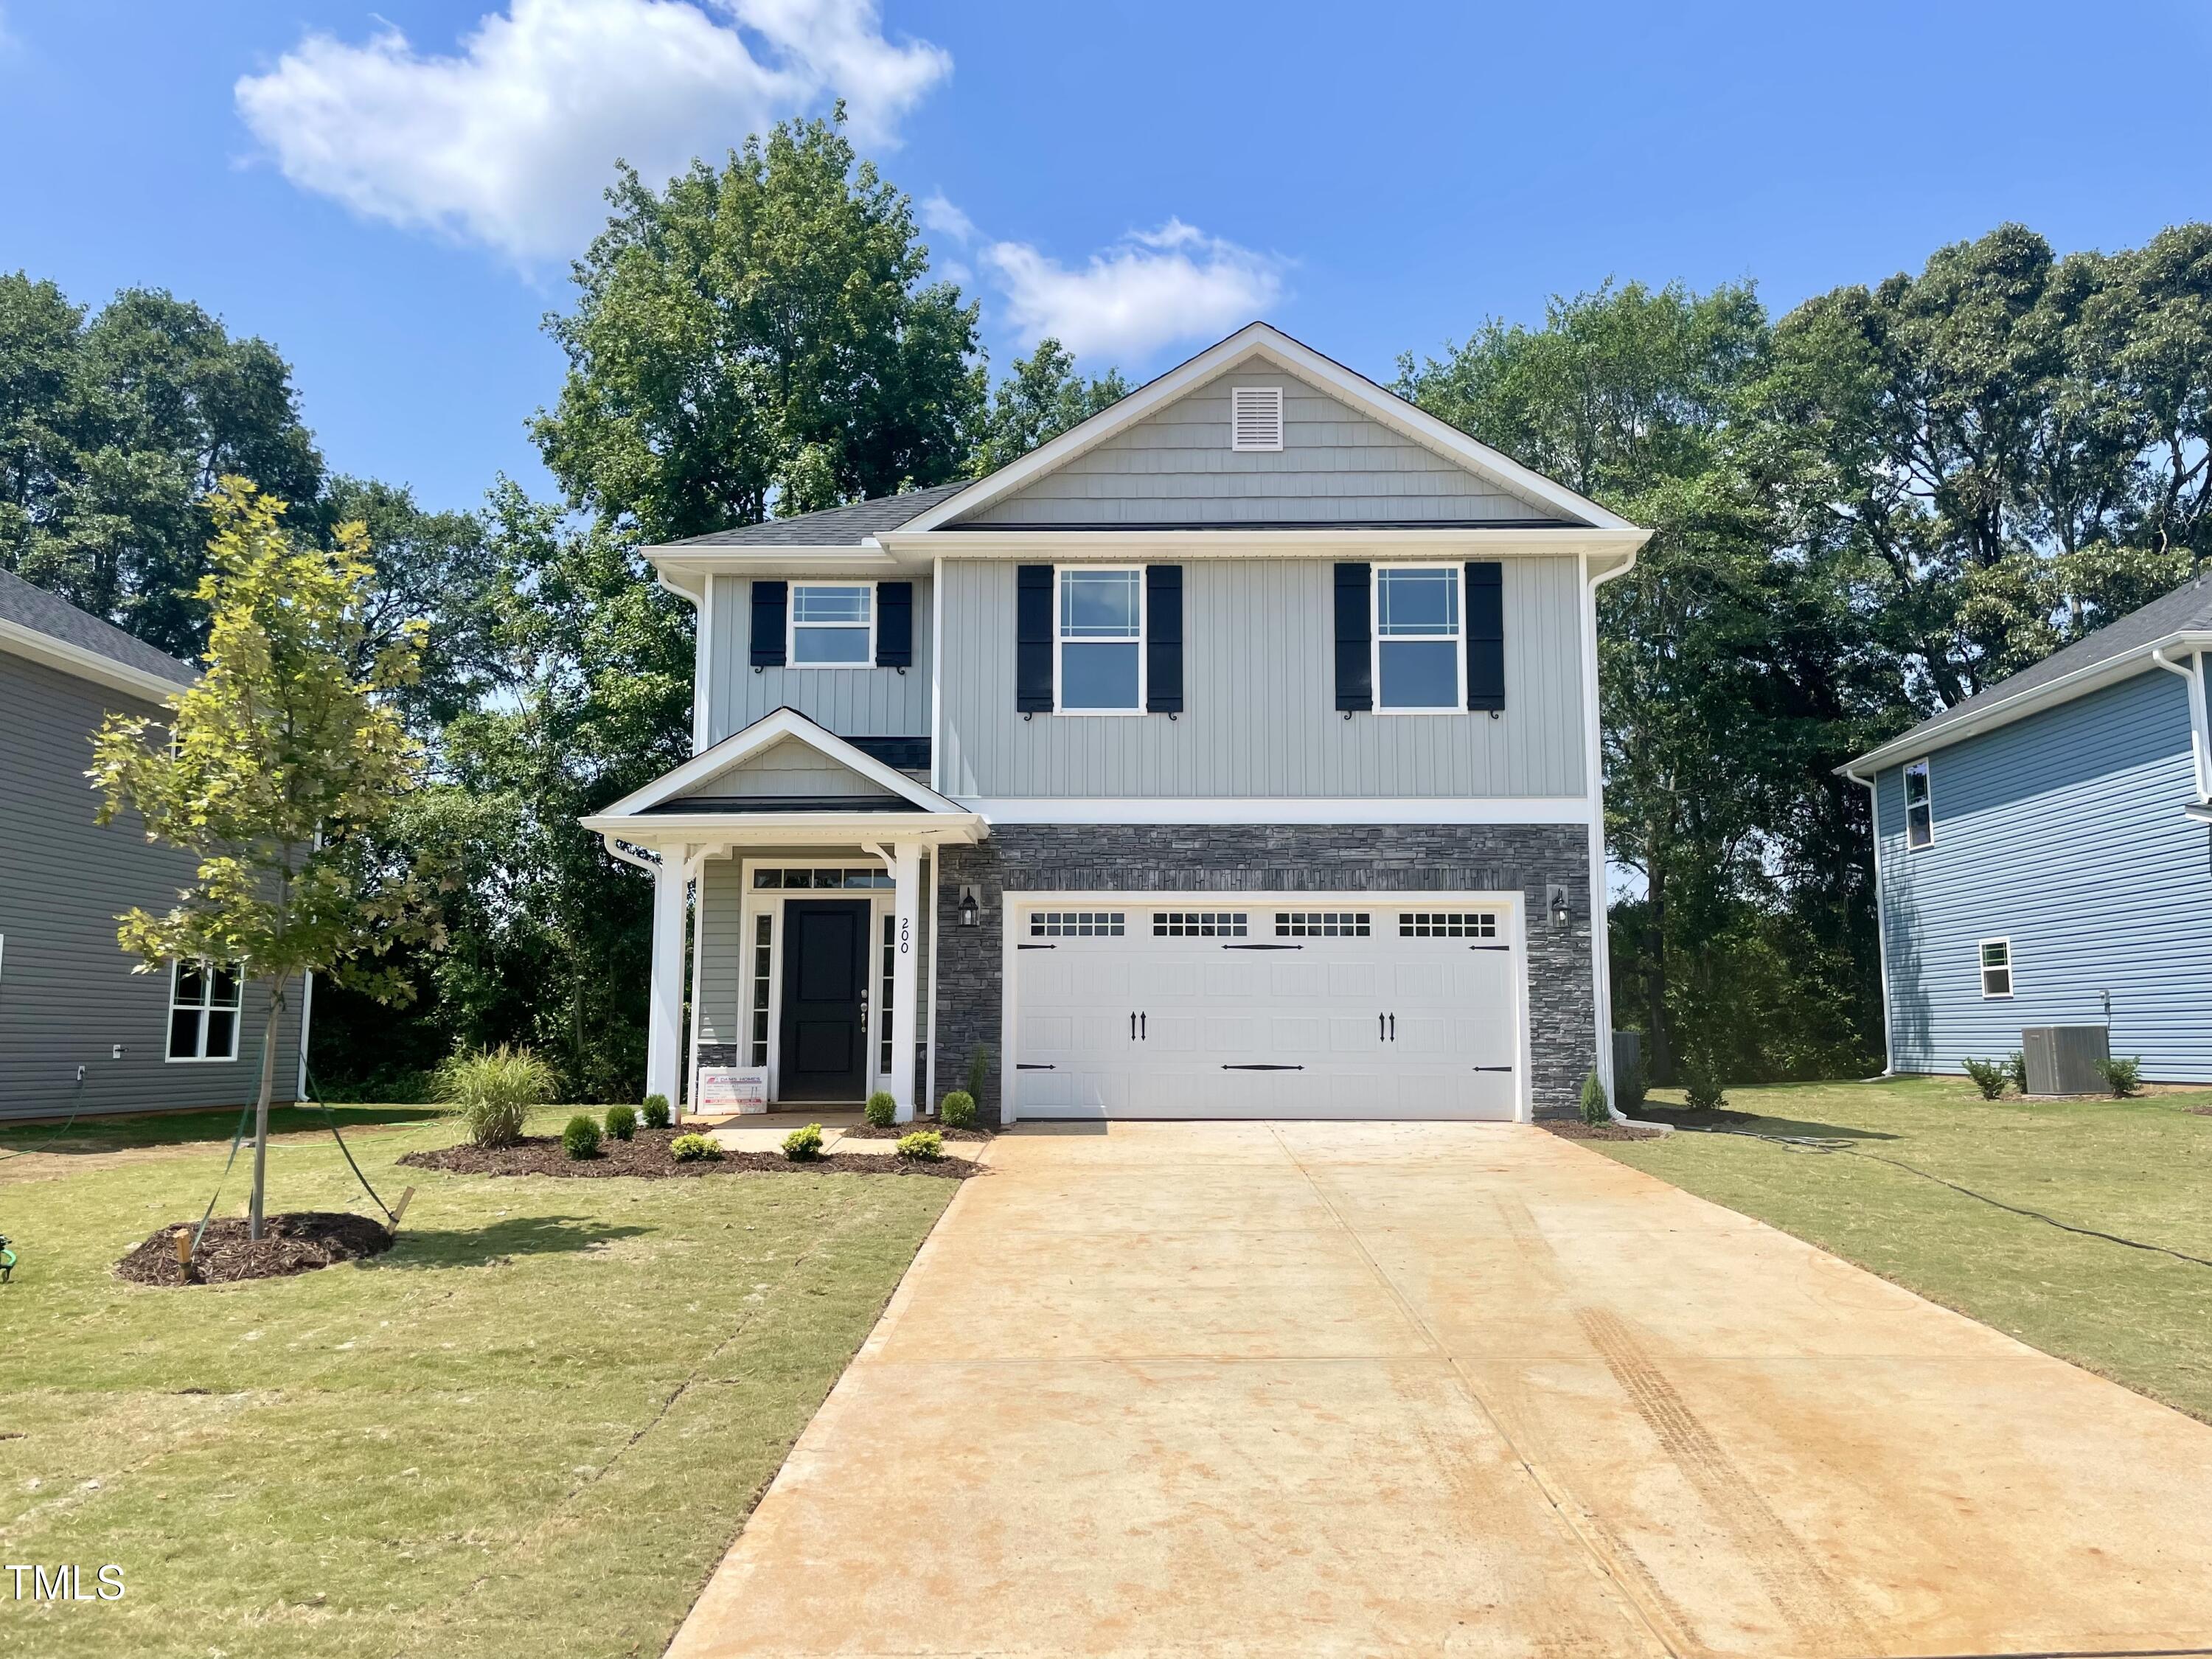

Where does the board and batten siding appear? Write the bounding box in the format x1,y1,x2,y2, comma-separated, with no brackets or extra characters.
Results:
1877,660,2212,1081
936,557,1587,799
0,652,303,1120
702,574,932,746
960,362,1564,528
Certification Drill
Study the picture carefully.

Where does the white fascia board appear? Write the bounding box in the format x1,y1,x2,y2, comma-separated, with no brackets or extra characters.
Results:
596,706,962,818
644,545,911,584
1843,629,2212,779
962,796,1596,826
580,810,985,845
878,526,1652,560
0,619,192,704
898,322,1640,535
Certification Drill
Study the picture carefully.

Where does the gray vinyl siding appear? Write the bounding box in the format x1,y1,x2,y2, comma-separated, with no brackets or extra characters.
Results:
1876,661,2212,1081
703,574,932,745
936,557,1587,799
673,737,897,802
960,363,1565,527
0,652,303,1120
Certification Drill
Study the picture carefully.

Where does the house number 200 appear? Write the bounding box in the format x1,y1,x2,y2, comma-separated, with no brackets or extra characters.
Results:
899,918,911,954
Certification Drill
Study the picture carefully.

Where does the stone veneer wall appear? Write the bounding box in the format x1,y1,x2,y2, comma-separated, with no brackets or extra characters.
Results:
932,824,1597,1125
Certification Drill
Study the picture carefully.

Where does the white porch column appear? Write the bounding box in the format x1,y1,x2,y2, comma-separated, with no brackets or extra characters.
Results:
645,852,688,1113
890,841,922,1123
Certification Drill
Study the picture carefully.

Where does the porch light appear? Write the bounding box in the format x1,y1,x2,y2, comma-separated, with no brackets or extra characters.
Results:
1549,885,1571,928
959,889,980,928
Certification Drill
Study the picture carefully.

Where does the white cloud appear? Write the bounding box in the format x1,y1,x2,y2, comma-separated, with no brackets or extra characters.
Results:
918,190,975,246
234,0,950,264
983,218,1285,362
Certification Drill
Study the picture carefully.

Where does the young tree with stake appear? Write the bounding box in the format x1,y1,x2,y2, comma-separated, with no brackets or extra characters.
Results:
90,478,442,1238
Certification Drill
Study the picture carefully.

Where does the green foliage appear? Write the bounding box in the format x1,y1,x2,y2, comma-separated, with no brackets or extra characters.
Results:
964,1045,990,1105
532,114,982,540
437,1043,557,1147
1963,1058,2011,1100
641,1093,672,1130
966,338,1130,476
782,1123,825,1163
1682,1057,1728,1113
561,1113,602,1159
604,1103,637,1141
864,1091,897,1128
2008,1051,2030,1094
1615,1057,1649,1113
896,1130,944,1161
1580,1072,1610,1126
938,1090,976,1130
2098,1056,2143,1099
669,1132,722,1162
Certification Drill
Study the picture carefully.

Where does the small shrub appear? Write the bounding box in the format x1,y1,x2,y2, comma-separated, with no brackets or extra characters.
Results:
864,1091,897,1128
1962,1058,2009,1100
669,1133,723,1163
1615,1057,1648,1114
1579,1072,1609,1126
964,1044,991,1104
1682,1061,1727,1113
437,1043,557,1148
2097,1056,2143,1099
604,1104,637,1141
641,1093,672,1130
896,1129,944,1161
561,1114,602,1160
2006,1051,2028,1095
939,1089,977,1130
782,1122,826,1162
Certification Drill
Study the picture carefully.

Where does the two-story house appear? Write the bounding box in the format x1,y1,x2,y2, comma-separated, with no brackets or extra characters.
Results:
582,323,1648,1126
1844,574,2212,1082
0,568,307,1121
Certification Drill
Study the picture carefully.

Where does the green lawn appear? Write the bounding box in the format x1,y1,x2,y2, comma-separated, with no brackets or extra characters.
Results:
0,1105,956,1658
1599,1076,2212,1422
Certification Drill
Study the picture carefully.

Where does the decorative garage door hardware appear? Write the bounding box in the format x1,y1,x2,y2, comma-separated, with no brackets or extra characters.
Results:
1470,944,1512,952
1222,1064,1304,1071
1016,943,1056,950
1129,1013,1147,1040
1473,1065,1515,1073
1223,942,1301,950
1016,1063,1056,1071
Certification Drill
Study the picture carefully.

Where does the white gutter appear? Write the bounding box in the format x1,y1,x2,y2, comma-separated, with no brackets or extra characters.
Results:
0,618,193,703
2150,647,2212,803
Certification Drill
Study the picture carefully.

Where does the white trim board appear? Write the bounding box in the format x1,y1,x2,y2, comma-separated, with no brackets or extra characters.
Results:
0,618,192,704
594,705,964,819
959,797,1596,826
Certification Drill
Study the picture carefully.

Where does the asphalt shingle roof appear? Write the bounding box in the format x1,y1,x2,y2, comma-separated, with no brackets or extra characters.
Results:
0,567,197,686
658,481,971,549
1864,571,2212,760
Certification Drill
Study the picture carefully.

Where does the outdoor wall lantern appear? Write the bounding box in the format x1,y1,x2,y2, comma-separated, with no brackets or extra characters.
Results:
958,886,981,928
1548,884,1571,928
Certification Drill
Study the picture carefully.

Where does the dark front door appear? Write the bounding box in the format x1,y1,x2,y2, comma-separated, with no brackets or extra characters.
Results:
779,900,870,1102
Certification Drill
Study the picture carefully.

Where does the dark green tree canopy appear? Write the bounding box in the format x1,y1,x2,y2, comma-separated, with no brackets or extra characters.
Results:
966,338,1130,477
532,114,984,540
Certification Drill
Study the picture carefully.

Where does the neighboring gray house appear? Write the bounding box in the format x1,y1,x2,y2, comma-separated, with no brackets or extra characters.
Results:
0,568,305,1121
1844,574,2212,1081
583,322,1650,1124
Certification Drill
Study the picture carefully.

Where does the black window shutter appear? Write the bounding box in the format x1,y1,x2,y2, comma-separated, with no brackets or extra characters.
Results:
1465,561,1504,711
1016,565,1054,712
1333,563,1372,712
875,581,913,667
750,580,787,667
1145,565,1183,713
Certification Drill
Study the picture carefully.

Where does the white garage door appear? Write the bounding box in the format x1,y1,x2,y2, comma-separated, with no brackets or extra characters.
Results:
1009,899,1523,1121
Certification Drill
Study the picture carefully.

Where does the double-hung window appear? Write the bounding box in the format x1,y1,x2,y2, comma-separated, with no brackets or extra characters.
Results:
168,959,241,1062
1903,757,1933,849
1374,566,1461,711
1057,567,1143,712
1978,939,2013,998
789,584,872,664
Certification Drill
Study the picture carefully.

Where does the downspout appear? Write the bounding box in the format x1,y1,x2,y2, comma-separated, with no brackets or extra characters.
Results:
1841,762,1898,1078
656,570,709,757
2150,647,2212,803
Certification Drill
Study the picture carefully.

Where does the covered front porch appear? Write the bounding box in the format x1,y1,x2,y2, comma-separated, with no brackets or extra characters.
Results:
580,708,986,1124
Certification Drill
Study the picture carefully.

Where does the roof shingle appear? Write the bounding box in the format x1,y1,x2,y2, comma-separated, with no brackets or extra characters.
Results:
657,481,971,549
0,568,197,687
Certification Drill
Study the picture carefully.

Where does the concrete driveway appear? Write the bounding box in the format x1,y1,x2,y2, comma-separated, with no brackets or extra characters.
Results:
668,1121,2212,1658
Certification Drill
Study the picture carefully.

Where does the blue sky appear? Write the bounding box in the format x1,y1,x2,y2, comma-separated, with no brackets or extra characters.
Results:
3,0,2206,514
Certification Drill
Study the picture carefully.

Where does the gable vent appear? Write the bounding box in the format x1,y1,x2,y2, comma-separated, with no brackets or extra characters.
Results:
1230,385,1284,452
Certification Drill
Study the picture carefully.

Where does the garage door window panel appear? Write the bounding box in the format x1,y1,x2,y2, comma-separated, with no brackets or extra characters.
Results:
1277,911,1370,937
1153,911,1248,938
1400,911,1498,938
1374,566,1462,712
1031,911,1125,938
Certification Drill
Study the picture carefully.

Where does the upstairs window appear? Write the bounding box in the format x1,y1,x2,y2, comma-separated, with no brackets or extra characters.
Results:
168,959,241,1062
1058,568,1144,712
1904,758,1933,849
1374,566,1461,711
1979,939,2013,998
790,584,872,664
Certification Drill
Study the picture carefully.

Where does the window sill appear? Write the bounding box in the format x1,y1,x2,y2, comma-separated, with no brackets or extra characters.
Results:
165,1055,241,1065
1051,707,1149,718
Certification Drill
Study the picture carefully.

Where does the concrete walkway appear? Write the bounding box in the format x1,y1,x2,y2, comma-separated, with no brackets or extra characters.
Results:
667,1121,2212,1658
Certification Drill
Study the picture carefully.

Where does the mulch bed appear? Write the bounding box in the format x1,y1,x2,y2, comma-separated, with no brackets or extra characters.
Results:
841,1122,992,1141
2191,1107,2212,1118
398,1127,982,1180
1540,1120,1666,1141
116,1212,392,1287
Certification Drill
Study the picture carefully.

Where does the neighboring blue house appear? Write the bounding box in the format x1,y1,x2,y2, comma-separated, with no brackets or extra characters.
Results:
1844,575,2212,1082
